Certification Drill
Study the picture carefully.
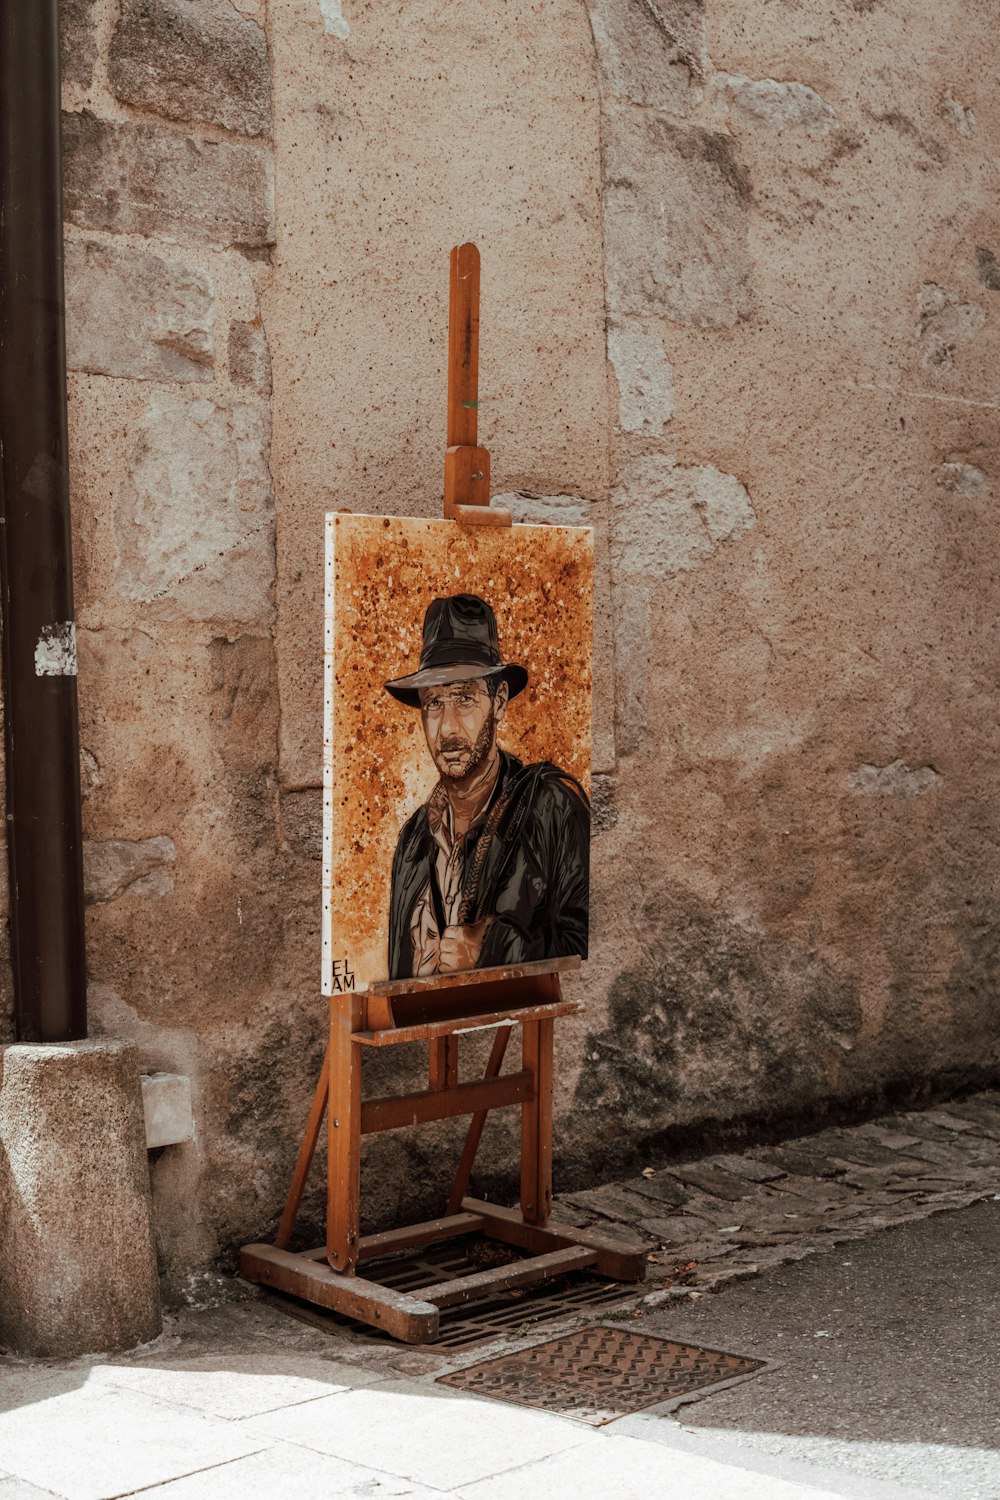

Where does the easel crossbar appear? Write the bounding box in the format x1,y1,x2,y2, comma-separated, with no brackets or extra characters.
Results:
461,1198,646,1283
297,1212,486,1264
418,1245,598,1309
360,1070,533,1133
352,996,580,1046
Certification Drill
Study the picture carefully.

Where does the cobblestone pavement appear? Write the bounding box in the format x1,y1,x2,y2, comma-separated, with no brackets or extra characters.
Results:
549,1089,1000,1309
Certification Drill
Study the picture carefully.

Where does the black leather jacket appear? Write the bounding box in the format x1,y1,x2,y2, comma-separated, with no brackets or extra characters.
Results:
387,750,589,980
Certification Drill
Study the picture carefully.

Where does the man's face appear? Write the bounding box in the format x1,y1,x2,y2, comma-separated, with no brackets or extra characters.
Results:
419,676,508,782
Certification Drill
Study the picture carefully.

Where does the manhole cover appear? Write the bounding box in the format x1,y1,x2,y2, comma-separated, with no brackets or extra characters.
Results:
437,1325,765,1423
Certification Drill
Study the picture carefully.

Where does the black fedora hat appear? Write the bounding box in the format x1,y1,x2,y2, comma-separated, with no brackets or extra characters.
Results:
385,594,529,708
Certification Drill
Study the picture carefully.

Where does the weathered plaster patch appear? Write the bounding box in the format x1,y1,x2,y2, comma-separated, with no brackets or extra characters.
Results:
228,316,271,395
320,0,349,39
280,788,323,862
612,583,651,756
939,92,975,138
80,748,102,797
591,773,619,833
711,73,838,136
497,492,594,527
83,835,176,904
610,454,756,578
847,761,942,797
974,249,1000,292
917,284,985,369
607,322,675,434
34,623,77,677
938,461,989,495
141,1073,194,1149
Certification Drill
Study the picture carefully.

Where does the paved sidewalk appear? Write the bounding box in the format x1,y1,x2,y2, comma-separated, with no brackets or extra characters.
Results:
0,1091,996,1500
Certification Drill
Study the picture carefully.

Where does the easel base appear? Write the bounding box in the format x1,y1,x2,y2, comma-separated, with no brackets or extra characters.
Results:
240,1200,646,1345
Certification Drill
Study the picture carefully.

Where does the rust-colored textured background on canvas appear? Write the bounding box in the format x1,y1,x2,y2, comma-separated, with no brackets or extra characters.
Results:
325,514,593,991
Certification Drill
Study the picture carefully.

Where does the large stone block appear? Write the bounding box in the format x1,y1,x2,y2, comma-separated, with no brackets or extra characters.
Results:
60,0,99,87
109,0,271,138
604,110,751,328
587,0,704,111
0,1039,161,1356
62,111,275,250
610,454,756,578
65,238,214,384
114,390,275,624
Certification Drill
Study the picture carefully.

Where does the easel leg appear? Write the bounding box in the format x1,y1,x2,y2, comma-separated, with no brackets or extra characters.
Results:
275,1044,330,1249
446,1026,511,1214
327,997,363,1272
520,1017,553,1225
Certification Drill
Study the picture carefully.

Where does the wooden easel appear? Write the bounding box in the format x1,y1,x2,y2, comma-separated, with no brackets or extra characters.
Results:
240,245,645,1344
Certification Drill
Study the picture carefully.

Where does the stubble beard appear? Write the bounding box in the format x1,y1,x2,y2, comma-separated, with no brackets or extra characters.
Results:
436,708,496,782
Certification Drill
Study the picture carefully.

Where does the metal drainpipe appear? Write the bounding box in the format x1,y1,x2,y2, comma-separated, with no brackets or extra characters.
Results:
0,0,88,1041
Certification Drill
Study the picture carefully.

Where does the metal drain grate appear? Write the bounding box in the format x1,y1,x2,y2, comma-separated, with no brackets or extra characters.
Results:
263,1237,639,1350
437,1325,765,1422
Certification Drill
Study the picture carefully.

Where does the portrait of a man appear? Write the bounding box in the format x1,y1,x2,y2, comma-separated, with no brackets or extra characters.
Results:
383,593,590,980
322,512,592,996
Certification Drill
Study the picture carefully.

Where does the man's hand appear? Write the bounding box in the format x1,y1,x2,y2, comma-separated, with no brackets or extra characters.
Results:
437,919,490,973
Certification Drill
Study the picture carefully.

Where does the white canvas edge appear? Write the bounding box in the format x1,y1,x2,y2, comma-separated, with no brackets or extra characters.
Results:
320,512,336,996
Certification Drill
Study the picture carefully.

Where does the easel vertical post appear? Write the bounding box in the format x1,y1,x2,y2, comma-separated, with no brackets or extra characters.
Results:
447,242,480,450
326,994,362,1271
429,1036,459,1090
444,242,495,520
520,1017,554,1225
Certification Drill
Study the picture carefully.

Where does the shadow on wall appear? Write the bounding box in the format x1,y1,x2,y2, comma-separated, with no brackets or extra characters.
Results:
568,882,1000,1180
571,880,863,1162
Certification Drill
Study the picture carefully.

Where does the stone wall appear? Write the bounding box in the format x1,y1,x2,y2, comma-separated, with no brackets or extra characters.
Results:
6,0,992,1295
56,0,285,1298
575,0,1000,1176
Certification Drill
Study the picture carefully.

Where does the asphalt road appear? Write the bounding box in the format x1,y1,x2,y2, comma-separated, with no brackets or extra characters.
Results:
623,1199,1000,1499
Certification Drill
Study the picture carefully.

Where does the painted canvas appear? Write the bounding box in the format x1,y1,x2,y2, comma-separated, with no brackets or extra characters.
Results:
322,513,593,995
